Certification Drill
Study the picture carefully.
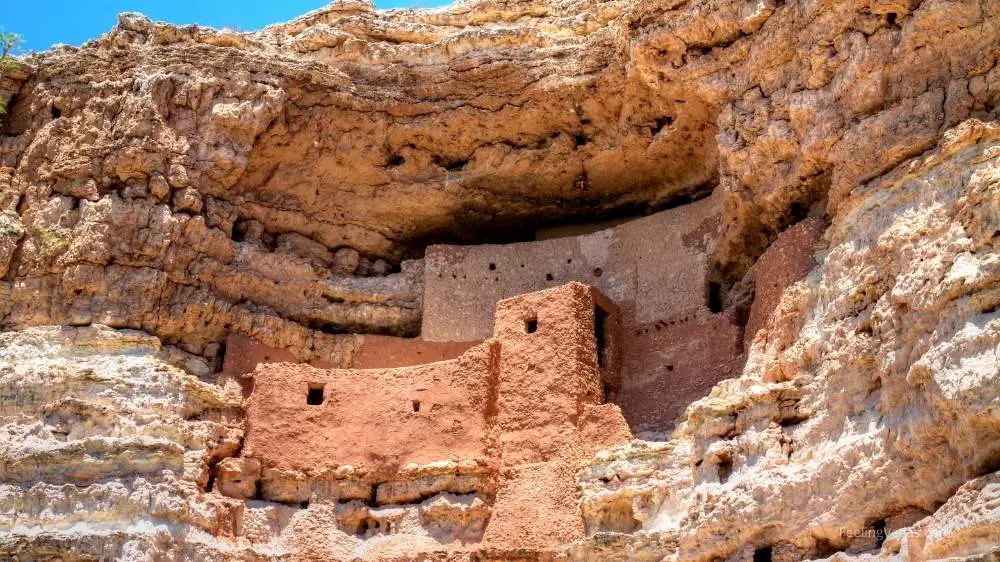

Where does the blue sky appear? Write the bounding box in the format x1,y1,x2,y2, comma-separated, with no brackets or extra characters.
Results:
3,1,450,53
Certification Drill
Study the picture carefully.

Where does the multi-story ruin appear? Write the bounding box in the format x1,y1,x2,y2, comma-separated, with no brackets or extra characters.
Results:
4,0,1000,559
233,283,629,551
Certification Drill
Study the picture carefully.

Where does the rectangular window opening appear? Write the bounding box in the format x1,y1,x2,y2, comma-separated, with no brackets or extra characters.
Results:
594,305,609,368
525,317,538,334
708,281,724,313
307,383,325,406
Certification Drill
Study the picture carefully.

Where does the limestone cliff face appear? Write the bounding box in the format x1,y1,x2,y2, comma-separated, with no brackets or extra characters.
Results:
0,0,998,559
576,120,1000,561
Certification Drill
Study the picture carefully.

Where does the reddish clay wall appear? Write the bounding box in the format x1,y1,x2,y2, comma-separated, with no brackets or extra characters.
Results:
240,283,632,550
243,343,498,480
351,335,478,368
484,283,631,549
619,310,745,434
744,218,826,348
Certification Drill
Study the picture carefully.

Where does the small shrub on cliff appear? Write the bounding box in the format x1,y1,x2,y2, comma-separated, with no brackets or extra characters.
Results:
0,32,23,115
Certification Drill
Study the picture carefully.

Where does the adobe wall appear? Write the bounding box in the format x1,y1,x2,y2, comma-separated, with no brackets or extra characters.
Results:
242,343,498,481
239,283,632,550
744,218,826,348
422,192,723,342
620,310,745,433
484,283,632,549
221,332,479,381
350,335,479,369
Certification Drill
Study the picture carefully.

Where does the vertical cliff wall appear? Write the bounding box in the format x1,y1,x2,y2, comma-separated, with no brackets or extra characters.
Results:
1,0,999,559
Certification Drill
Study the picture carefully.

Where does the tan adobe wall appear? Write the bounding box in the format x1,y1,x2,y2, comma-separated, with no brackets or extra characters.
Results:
422,191,744,434
422,191,722,342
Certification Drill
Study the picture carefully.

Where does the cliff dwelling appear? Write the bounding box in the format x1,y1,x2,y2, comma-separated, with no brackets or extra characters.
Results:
234,283,630,551
225,190,753,438
2,0,1000,560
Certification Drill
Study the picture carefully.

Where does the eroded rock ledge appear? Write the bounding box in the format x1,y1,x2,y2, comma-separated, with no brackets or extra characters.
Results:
3,0,997,356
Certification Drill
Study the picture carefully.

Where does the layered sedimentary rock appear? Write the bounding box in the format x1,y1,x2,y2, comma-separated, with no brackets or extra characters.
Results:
575,120,1000,561
0,326,251,559
0,0,999,559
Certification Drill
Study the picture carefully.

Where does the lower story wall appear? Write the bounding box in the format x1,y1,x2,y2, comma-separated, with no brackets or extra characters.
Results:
619,310,745,436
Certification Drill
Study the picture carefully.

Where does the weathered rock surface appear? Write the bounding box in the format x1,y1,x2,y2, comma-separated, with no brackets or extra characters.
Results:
0,0,998,559
3,0,998,355
575,120,1000,561
0,325,252,560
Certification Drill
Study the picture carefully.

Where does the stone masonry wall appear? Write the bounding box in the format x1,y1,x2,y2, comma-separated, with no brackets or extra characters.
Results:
422,192,723,343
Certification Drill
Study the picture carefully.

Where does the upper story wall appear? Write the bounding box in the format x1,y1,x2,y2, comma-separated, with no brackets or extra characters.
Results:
421,192,722,342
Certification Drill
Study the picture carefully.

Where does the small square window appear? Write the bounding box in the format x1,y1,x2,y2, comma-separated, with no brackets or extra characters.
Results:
307,384,325,406
525,318,538,334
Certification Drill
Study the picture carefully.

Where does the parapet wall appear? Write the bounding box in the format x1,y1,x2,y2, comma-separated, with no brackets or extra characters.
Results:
243,344,498,480
221,332,479,381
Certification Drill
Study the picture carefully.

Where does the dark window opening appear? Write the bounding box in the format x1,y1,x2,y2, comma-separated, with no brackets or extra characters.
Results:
873,519,887,548
307,384,325,406
525,318,538,334
412,400,421,413
886,12,897,26
300,500,310,509
232,222,247,243
387,154,404,167
666,364,674,372
708,281,724,313
593,267,603,277
602,382,618,404
488,262,496,271
545,273,554,281
753,546,773,562
50,105,62,119
445,159,468,171
594,305,609,368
